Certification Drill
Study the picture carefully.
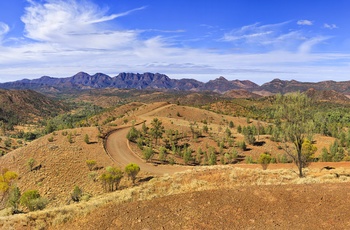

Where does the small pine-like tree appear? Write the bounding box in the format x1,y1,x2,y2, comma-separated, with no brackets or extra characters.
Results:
84,134,90,144
143,147,154,162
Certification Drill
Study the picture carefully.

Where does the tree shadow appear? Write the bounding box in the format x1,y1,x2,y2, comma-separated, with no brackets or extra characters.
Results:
138,176,154,183
254,141,266,146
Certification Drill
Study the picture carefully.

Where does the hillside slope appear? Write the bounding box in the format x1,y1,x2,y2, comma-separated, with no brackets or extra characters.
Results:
0,89,66,124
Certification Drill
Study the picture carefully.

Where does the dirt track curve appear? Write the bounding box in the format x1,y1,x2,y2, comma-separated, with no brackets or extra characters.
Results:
105,126,191,175
105,103,350,175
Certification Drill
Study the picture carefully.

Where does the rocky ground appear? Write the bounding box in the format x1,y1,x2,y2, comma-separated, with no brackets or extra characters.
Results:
55,182,350,230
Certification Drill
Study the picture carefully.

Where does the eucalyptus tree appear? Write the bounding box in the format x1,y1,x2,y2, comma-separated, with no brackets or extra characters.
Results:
274,93,315,177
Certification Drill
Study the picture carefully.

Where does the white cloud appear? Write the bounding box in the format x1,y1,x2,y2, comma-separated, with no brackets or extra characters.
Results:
222,21,309,51
324,23,338,29
298,36,330,53
0,22,9,44
20,0,145,49
222,22,290,43
297,20,313,26
0,1,349,85
0,22,9,36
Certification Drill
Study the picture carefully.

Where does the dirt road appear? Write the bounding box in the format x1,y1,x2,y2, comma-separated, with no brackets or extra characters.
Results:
105,127,191,175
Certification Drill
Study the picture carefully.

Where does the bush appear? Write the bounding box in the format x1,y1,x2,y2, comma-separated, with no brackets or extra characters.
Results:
100,167,123,192
71,186,82,202
237,141,247,151
20,190,48,211
7,186,21,214
23,132,37,141
86,160,97,171
143,147,154,162
47,136,54,142
27,158,35,172
125,163,140,185
245,156,254,164
84,134,90,144
258,153,272,170
126,126,139,142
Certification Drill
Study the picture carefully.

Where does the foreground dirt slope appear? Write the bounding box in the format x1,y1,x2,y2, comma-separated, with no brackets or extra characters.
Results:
56,183,350,230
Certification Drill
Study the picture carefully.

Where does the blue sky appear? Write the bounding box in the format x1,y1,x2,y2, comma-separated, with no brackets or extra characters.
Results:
0,0,349,84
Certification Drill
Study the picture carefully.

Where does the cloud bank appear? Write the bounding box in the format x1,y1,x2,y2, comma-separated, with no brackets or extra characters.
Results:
0,0,349,85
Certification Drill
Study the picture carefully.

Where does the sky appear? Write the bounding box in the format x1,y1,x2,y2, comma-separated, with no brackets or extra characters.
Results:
0,0,350,84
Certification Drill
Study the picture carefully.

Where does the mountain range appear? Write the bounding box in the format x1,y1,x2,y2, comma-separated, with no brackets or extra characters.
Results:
0,72,349,95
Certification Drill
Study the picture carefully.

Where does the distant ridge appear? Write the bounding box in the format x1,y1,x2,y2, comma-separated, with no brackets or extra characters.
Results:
1,72,350,95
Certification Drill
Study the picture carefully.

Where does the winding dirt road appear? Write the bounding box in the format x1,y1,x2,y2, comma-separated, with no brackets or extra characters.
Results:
105,127,191,175
105,103,350,175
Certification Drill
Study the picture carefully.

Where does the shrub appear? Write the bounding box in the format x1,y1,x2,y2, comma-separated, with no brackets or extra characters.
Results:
71,186,82,202
88,172,97,182
208,152,217,165
143,147,154,162
67,133,73,143
27,158,35,172
125,163,140,185
245,156,254,164
258,153,272,170
86,160,97,171
20,190,48,211
23,132,37,141
126,126,139,142
158,146,167,162
237,141,247,151
4,138,11,148
7,186,21,214
47,136,54,142
168,157,175,165
100,167,123,192
84,134,90,144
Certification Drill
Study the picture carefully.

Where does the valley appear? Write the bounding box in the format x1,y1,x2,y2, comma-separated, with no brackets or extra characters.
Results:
0,81,350,229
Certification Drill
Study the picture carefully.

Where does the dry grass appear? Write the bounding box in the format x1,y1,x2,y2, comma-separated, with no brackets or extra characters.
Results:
1,165,349,229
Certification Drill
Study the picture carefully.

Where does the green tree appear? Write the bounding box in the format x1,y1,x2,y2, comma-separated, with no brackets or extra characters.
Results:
258,153,272,170
141,122,148,134
84,134,90,144
125,163,140,185
301,139,317,164
20,190,48,211
183,147,193,165
100,166,124,192
150,118,165,146
126,125,139,142
243,126,256,145
225,127,232,138
208,147,217,165
159,146,167,162
7,186,21,214
274,93,314,177
143,146,154,162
